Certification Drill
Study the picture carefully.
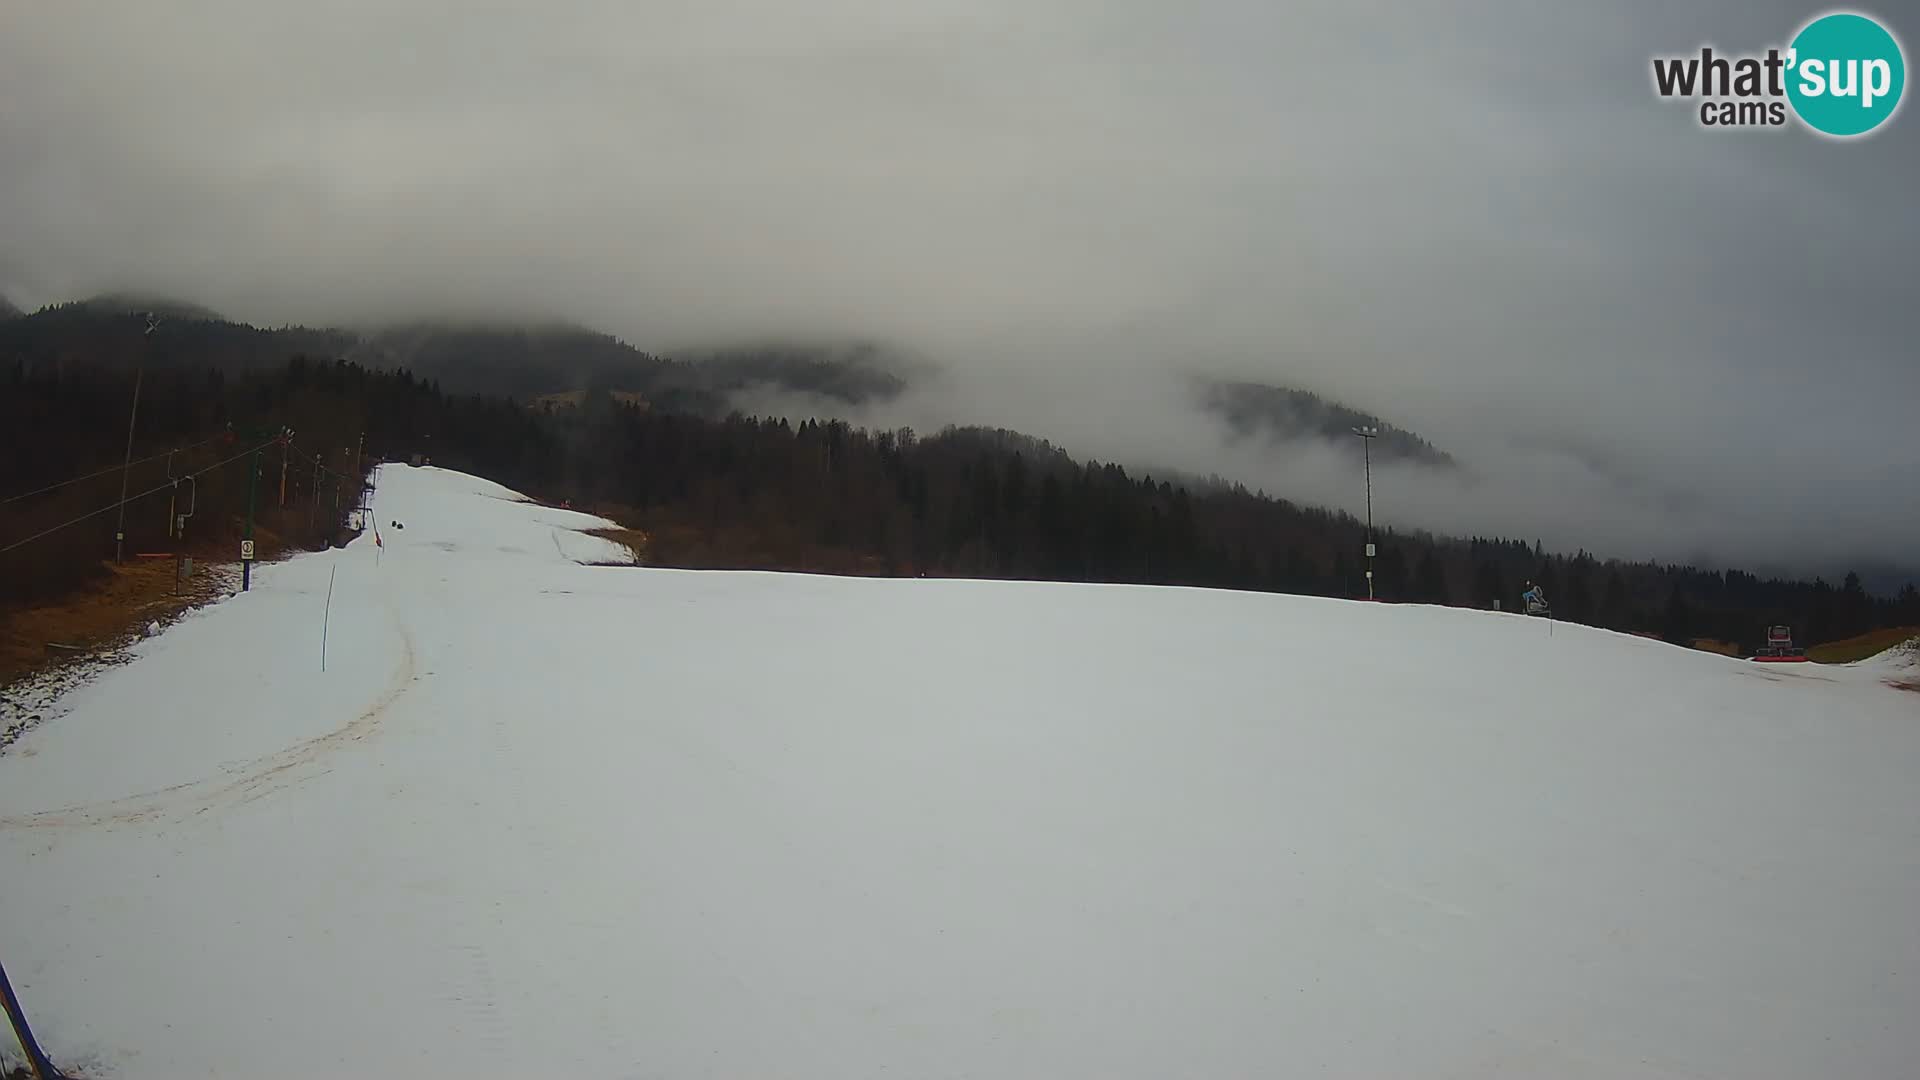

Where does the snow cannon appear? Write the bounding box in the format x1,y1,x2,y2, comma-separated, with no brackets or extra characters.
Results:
1521,582,1552,618
1752,625,1807,662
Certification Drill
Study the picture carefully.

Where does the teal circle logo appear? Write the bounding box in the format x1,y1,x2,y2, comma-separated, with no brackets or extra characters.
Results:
1786,13,1905,137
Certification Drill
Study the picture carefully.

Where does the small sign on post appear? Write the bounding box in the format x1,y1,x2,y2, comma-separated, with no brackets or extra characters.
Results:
1365,542,1376,558
240,539,256,561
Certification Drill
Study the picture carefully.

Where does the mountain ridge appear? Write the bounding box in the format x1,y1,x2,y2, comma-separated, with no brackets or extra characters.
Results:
1197,378,1455,468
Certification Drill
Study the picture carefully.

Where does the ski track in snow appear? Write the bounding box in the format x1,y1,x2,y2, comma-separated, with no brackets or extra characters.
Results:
2,464,1917,1080
0,603,416,831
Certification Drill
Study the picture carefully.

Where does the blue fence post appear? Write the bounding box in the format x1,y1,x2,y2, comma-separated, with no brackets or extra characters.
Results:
0,956,60,1080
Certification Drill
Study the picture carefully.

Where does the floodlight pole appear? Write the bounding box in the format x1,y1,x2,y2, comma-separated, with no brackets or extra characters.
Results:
1353,426,1378,600
113,314,160,562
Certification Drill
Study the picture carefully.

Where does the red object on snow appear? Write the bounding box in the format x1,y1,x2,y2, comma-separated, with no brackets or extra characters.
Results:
1752,624,1807,662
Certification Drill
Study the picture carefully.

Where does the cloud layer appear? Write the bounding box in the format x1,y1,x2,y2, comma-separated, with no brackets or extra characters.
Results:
3,1,1915,579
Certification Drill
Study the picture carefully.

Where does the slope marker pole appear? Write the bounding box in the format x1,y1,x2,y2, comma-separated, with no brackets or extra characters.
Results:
321,563,337,672
242,449,259,591
1,955,62,1080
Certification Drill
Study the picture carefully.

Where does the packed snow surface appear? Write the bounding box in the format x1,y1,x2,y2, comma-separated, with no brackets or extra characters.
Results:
3,465,1917,1079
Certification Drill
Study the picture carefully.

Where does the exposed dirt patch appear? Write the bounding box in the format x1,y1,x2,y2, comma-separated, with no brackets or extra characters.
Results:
586,505,895,576
1690,638,1743,657
585,526,650,563
530,388,648,411
1808,627,1920,664
1,556,240,753
1,556,239,686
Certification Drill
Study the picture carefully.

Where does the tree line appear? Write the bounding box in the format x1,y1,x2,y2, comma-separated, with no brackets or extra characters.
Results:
497,394,1917,652
6,347,1917,653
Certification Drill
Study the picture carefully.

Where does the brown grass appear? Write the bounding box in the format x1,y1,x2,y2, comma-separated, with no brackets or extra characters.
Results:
530,389,587,410
0,555,237,688
1690,638,1743,657
1807,627,1920,664
530,389,649,411
584,527,650,564
584,505,895,577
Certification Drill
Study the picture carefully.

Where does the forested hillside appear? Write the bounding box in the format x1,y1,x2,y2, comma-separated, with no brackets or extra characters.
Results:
7,340,1915,654
1198,379,1454,467
0,303,905,416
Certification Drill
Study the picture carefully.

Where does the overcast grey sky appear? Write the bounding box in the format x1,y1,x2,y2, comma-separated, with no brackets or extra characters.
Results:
2,1,1915,579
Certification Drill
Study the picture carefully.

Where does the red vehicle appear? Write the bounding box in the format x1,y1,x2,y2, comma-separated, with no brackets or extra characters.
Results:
1753,625,1808,662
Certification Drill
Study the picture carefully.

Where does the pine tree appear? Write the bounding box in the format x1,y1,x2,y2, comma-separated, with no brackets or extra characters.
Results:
1839,571,1870,637
1415,550,1448,605
1564,562,1593,624
1376,546,1408,600
1897,583,1920,626
1603,570,1631,630
1807,579,1835,644
1331,552,1357,599
1474,561,1506,610
1662,585,1693,645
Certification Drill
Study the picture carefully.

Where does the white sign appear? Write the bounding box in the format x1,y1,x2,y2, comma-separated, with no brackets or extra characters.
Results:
240,539,256,561
1364,543,1376,558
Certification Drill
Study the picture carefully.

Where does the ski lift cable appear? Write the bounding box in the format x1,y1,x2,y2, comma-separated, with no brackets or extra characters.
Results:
283,437,368,484
1,433,229,505
0,440,276,556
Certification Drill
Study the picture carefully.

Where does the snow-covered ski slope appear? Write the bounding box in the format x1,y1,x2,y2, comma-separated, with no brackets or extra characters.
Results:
3,465,1917,1079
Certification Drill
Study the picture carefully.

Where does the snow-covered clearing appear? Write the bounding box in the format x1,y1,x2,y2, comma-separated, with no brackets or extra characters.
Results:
3,465,1916,1079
